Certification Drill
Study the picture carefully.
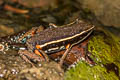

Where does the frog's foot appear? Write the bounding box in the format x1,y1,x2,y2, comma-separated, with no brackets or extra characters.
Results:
18,50,45,66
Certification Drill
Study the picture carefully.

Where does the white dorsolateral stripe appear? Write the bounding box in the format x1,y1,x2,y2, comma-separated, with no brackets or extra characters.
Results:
39,25,95,48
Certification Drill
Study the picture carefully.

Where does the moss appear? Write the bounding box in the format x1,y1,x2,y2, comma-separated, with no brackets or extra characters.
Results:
65,29,120,80
88,30,120,72
65,61,119,80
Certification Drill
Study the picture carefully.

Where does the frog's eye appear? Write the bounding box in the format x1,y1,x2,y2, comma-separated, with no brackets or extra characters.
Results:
20,35,31,43
21,38,27,43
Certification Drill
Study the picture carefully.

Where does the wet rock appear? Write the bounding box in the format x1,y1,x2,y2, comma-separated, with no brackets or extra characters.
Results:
0,49,64,80
17,0,58,9
0,18,33,37
0,24,14,37
14,61,64,80
77,0,120,28
0,50,32,80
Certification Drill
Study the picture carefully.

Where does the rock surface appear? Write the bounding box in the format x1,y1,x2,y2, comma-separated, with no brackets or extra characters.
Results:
0,50,64,80
77,0,120,28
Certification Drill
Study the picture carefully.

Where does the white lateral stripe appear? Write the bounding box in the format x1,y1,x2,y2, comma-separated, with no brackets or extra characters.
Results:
40,26,94,48
48,47,59,51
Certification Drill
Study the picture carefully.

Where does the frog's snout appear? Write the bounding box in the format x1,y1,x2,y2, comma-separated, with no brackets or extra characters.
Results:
0,44,5,51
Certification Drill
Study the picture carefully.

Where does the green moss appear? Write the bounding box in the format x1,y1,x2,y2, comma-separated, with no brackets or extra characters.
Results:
65,61,119,80
88,29,120,66
65,29,120,80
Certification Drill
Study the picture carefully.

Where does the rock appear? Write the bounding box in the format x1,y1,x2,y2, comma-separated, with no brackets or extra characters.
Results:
14,61,64,80
77,0,120,28
0,50,31,80
0,49,64,80
17,0,58,9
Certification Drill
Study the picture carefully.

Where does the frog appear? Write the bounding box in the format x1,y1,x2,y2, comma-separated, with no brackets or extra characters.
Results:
17,19,95,66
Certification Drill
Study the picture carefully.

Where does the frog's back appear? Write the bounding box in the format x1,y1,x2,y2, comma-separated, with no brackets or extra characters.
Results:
27,20,94,50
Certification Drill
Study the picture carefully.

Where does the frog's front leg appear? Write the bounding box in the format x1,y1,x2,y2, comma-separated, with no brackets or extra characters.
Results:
18,50,45,66
35,45,49,62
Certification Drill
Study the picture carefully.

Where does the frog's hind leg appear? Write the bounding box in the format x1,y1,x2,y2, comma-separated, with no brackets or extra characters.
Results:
59,30,94,67
59,44,71,67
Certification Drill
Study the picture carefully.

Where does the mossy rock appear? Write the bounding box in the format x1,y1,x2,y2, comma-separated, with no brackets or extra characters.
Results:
64,28,120,80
